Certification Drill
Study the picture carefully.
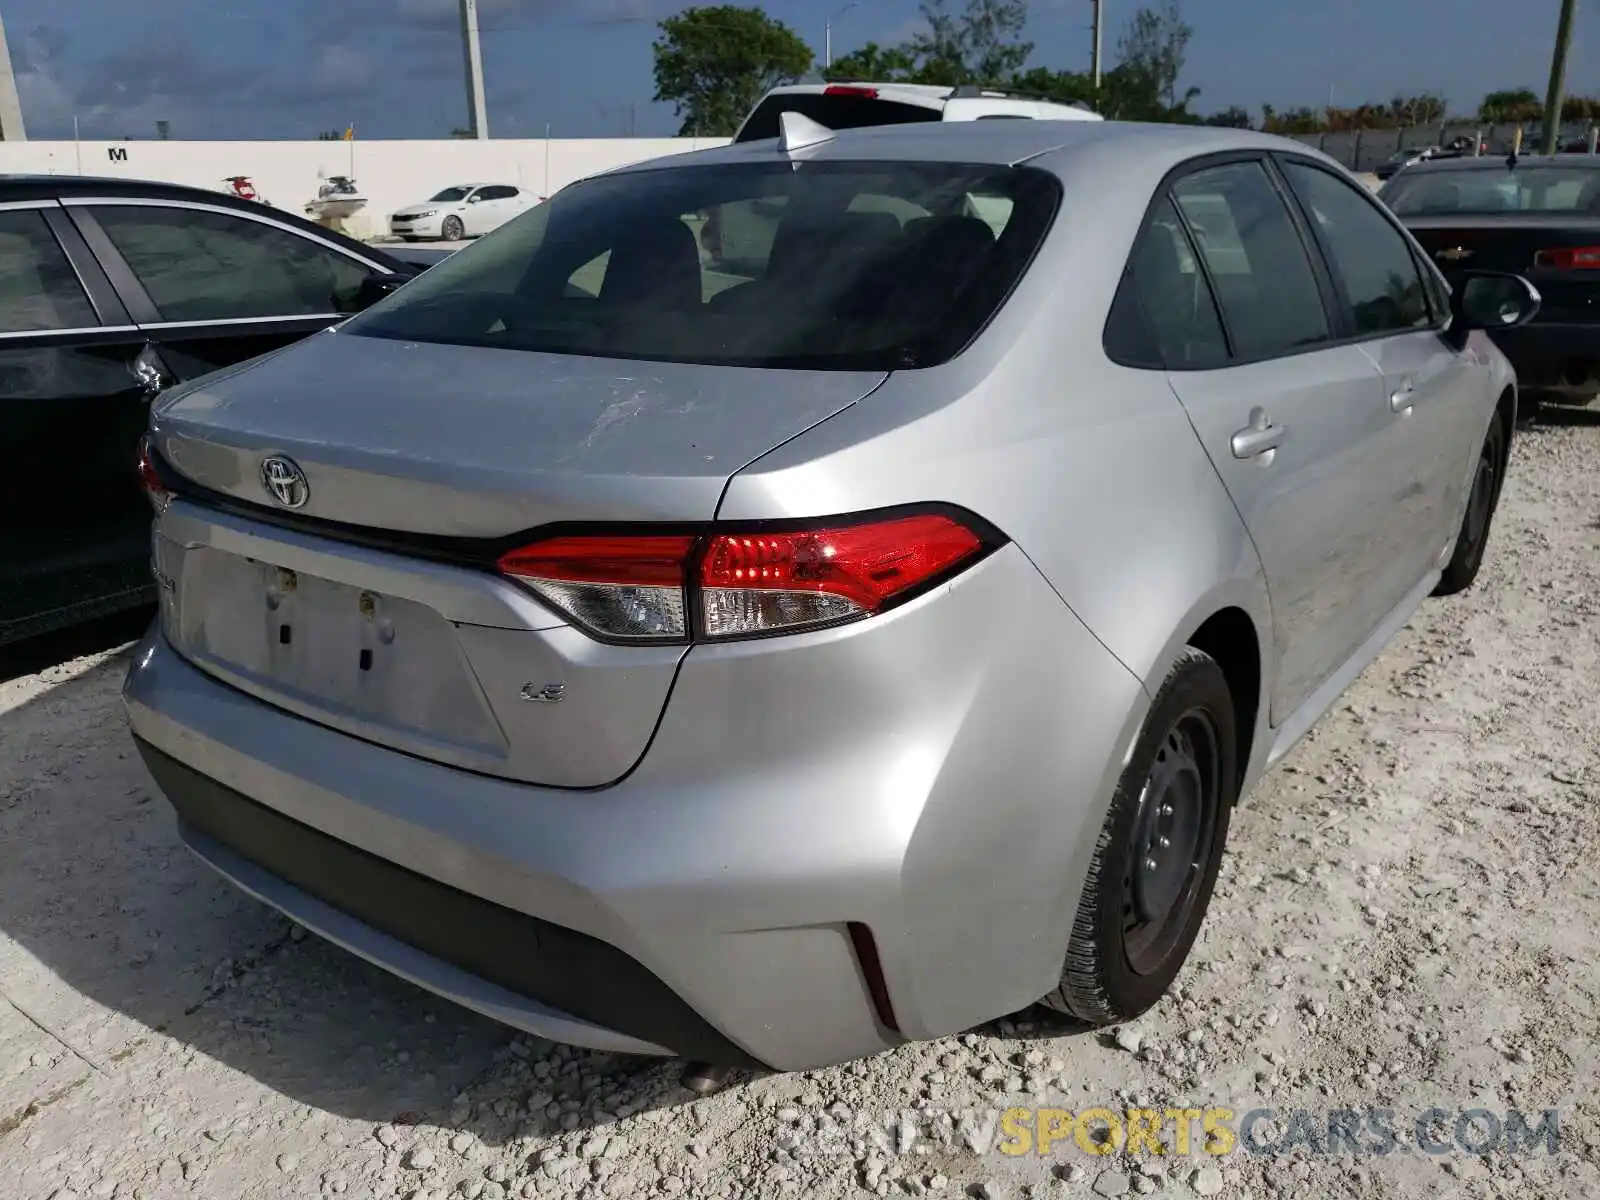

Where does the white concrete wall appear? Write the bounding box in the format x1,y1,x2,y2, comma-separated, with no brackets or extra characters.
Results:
0,137,733,239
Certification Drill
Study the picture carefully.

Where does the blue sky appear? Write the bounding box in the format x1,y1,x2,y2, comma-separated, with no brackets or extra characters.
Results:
6,0,1595,140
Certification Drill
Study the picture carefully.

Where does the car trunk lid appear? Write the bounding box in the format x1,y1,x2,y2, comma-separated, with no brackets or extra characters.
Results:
151,329,884,535
148,331,885,788
1406,216,1600,321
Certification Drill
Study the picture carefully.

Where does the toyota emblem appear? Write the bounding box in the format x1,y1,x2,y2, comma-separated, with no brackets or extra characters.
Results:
260,456,310,509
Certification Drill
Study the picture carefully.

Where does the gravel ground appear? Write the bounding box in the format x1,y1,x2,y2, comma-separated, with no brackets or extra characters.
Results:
3,411,1598,1200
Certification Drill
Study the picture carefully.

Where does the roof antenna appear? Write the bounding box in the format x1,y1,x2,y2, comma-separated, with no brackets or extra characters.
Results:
777,110,834,154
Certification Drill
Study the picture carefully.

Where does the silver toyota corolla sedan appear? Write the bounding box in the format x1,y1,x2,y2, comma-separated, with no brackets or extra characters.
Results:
125,117,1538,1072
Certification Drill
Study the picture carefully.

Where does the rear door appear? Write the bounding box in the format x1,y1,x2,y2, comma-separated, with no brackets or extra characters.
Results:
0,202,163,642
66,199,391,384
1279,156,1484,574
1144,157,1412,723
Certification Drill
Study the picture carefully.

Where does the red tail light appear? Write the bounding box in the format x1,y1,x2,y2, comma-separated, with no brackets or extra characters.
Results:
1534,245,1600,270
137,435,172,514
824,85,879,98
496,513,990,643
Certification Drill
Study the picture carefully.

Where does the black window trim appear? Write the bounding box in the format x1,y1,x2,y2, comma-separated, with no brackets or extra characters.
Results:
1270,152,1452,339
65,198,384,329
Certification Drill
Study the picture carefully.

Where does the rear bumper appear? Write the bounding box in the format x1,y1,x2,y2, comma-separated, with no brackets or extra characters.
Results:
124,543,1147,1069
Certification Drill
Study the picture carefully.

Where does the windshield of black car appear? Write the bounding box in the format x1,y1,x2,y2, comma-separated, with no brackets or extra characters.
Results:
1384,166,1600,216
733,93,942,143
344,160,1061,371
430,187,471,202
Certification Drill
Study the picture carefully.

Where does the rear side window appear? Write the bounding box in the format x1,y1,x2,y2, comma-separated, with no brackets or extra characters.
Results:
0,210,99,333
1282,161,1431,335
1172,162,1331,360
734,93,941,143
345,160,1062,371
92,205,372,321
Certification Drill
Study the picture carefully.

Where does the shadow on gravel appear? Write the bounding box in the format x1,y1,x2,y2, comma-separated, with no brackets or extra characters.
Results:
0,606,156,685
0,653,715,1148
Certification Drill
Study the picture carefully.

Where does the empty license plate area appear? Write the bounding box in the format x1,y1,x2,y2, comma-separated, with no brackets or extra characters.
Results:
171,544,506,758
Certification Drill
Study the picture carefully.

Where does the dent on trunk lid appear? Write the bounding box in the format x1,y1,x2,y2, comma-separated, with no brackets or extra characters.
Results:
151,332,887,536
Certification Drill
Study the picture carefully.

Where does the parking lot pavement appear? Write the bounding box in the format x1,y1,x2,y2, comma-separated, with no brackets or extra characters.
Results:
3,416,1599,1199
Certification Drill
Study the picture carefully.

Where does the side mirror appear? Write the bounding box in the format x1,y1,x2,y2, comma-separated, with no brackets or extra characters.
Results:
1446,272,1541,349
350,270,411,311
467,193,482,204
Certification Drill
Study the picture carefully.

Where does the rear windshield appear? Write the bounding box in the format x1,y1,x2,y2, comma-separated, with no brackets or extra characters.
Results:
344,160,1061,371
1384,166,1600,216
734,93,941,143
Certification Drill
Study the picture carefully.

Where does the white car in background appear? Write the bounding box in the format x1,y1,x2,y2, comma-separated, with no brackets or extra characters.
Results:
388,183,533,242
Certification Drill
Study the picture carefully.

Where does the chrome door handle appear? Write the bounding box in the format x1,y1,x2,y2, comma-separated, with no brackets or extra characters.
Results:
1391,382,1415,414
1231,408,1287,459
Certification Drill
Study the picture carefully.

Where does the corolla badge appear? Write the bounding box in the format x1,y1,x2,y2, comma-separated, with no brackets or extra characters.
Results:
260,456,310,509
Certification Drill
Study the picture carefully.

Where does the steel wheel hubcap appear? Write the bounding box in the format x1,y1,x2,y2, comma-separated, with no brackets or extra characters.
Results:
1122,709,1221,976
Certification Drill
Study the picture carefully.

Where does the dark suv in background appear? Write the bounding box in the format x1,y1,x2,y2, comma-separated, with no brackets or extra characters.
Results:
1,176,427,647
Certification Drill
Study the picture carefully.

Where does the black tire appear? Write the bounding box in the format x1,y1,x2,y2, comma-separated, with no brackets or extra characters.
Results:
1043,648,1238,1024
1434,410,1508,597
441,215,465,242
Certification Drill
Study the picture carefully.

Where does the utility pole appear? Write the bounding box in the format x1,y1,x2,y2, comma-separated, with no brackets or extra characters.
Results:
460,0,490,140
1090,0,1104,95
1541,0,1578,155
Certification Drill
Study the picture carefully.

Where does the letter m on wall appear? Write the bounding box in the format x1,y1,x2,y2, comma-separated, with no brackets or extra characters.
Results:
108,147,128,162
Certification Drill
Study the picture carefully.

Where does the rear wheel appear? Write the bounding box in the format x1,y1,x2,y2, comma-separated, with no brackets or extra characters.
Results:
1043,648,1238,1024
441,215,465,242
1434,411,1508,596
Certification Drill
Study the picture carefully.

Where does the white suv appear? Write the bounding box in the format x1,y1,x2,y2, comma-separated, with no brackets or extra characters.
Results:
732,82,1103,143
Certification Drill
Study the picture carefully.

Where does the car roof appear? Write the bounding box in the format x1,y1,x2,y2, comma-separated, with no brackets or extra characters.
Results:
1394,154,1600,175
611,118,1335,177
0,173,407,268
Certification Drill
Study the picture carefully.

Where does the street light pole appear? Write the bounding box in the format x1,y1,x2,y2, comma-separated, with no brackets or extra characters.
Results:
1541,0,1578,155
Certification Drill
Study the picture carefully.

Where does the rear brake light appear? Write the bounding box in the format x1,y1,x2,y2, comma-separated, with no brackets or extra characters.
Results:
824,85,878,98
1534,245,1600,270
496,513,989,642
698,515,982,638
137,435,171,514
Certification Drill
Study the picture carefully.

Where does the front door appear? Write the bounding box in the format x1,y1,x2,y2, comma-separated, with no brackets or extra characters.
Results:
1278,156,1488,573
1136,159,1411,723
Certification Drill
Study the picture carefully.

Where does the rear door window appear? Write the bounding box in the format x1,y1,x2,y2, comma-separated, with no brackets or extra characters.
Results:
0,210,99,333
734,92,941,143
1172,162,1331,360
346,160,1062,371
91,205,372,321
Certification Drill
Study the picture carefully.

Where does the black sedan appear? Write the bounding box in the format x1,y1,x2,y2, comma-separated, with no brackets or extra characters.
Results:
1,175,428,647
1379,154,1600,417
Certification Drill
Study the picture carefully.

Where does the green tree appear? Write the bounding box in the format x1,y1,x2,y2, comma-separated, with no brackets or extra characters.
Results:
907,0,1034,86
1114,0,1197,114
824,41,918,82
1478,88,1541,123
1008,66,1096,106
652,5,814,136
1202,105,1252,128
